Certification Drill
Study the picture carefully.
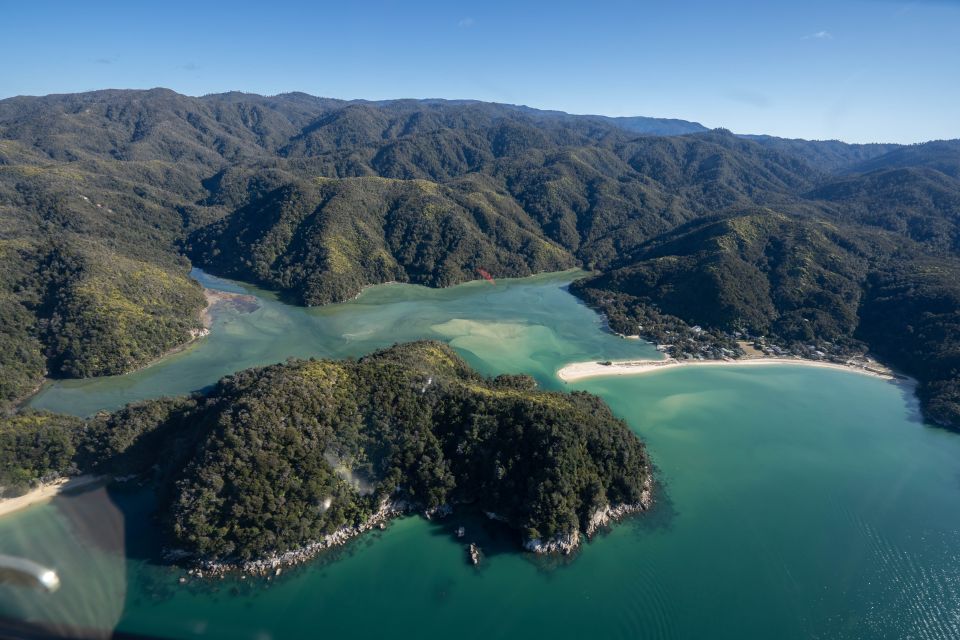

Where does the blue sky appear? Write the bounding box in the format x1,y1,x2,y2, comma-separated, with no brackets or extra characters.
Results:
1,0,957,143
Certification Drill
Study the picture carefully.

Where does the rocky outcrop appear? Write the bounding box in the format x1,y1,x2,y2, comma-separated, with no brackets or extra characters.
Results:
468,543,482,565
526,475,654,555
585,476,654,537
585,503,645,537
424,503,452,519
523,530,581,555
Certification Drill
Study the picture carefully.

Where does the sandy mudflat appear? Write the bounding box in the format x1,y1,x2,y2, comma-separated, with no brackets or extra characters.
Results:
201,288,259,328
0,475,103,518
557,356,895,383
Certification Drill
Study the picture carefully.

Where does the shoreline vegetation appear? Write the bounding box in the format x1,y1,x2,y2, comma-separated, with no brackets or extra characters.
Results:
557,353,897,383
97,287,258,377
6,342,654,574
11,286,230,411
0,475,103,518
186,473,654,578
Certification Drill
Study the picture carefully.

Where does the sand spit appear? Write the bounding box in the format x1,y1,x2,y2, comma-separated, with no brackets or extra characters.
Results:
557,356,896,383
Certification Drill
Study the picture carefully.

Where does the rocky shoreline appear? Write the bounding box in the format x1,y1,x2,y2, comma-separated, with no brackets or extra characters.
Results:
182,499,412,578
178,472,654,579
523,531,583,554
524,474,654,555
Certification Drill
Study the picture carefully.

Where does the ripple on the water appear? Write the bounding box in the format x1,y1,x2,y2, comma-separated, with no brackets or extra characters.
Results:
610,561,678,640
847,513,960,638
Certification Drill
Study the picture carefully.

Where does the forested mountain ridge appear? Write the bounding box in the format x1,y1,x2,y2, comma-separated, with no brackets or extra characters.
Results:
842,140,960,179
184,129,827,304
808,166,960,253
186,176,575,305
0,89,958,430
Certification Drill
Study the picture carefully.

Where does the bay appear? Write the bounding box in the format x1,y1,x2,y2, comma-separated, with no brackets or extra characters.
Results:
3,270,959,639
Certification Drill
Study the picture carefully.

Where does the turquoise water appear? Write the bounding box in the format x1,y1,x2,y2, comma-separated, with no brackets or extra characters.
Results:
29,269,656,415
4,270,960,639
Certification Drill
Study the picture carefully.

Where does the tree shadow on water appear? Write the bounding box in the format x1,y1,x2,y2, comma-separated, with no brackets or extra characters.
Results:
76,473,680,607
422,507,523,567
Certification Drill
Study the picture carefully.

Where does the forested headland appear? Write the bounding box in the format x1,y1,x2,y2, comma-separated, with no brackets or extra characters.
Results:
1,342,652,566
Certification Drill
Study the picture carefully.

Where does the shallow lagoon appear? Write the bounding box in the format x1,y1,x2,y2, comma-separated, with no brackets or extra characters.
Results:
5,270,960,639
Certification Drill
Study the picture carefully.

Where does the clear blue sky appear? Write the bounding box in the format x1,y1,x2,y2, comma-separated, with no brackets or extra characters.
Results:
2,0,957,143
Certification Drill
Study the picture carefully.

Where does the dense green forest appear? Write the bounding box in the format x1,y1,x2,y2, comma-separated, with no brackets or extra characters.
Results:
0,89,958,430
570,211,960,428
0,343,651,563
0,410,85,497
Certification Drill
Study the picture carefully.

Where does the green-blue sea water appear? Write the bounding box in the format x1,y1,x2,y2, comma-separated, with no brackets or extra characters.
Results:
2,270,958,639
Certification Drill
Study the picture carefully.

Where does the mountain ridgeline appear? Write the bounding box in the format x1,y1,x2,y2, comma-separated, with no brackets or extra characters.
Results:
1,89,959,430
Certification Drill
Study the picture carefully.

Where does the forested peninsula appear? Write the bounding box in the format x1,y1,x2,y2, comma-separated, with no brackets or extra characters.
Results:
2,342,652,569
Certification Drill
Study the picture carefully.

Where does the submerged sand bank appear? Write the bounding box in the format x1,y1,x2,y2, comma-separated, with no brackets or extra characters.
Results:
201,288,259,328
0,475,104,518
557,356,895,383
150,288,259,366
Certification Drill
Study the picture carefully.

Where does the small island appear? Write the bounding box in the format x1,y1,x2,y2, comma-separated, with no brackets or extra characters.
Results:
1,342,652,574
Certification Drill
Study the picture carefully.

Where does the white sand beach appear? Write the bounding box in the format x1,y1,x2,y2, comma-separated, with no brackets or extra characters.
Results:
0,475,103,518
557,356,895,383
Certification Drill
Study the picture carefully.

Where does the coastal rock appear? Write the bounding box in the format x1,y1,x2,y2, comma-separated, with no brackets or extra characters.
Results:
468,543,481,565
177,474,651,578
523,530,581,555
424,503,453,519
190,499,412,577
585,503,645,537
586,476,654,537
526,476,655,554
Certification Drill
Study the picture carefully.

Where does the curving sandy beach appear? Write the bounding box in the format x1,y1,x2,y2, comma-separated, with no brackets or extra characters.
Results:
557,356,895,383
0,475,103,519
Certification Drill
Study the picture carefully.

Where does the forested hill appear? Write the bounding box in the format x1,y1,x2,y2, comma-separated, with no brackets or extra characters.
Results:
1,342,652,564
1,89,958,429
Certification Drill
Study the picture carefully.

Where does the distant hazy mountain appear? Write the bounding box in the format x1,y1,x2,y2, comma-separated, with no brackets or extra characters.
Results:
596,115,708,136
842,139,960,179
741,134,902,173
